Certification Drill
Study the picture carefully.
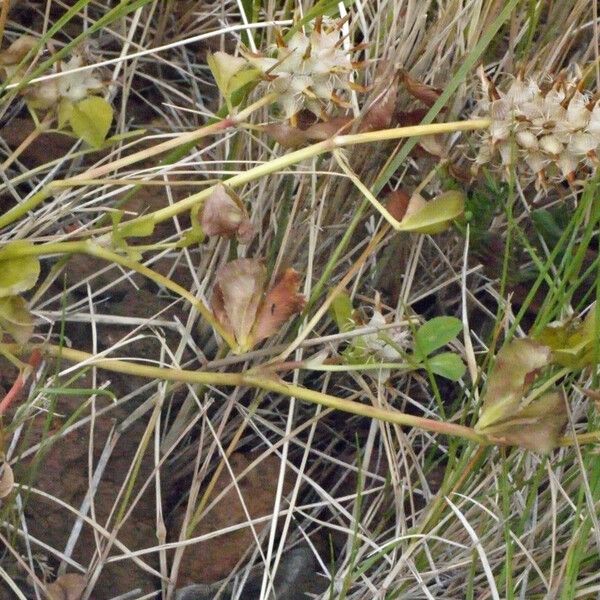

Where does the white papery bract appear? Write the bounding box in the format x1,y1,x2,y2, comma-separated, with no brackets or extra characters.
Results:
243,19,356,119
475,67,600,184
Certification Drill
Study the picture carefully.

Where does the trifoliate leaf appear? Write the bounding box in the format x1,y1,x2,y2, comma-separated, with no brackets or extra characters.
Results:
69,96,113,148
414,316,462,360
0,296,34,345
397,190,465,234
426,352,466,381
0,242,40,297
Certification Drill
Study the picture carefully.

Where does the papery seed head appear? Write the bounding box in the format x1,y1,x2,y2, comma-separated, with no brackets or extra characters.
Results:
516,130,538,149
539,134,563,155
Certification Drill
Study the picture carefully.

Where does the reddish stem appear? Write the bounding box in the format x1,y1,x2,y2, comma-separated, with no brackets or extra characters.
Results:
0,349,42,415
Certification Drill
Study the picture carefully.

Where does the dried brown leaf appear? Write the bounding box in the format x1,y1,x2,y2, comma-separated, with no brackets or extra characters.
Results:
483,391,567,453
263,123,311,148
304,116,353,140
211,259,266,350
253,269,305,343
476,338,551,433
0,35,37,67
201,184,253,243
400,69,442,107
0,462,14,498
360,76,399,132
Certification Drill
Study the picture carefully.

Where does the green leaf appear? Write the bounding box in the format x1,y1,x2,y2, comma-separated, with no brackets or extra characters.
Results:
0,242,41,298
397,190,465,234
120,216,155,239
330,292,354,333
207,52,258,106
425,352,466,381
475,338,551,433
413,316,462,360
536,305,598,368
69,96,113,148
176,205,205,248
0,295,34,345
57,98,74,129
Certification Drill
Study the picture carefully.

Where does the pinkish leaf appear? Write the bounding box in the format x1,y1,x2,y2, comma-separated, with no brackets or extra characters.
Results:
304,116,353,140
211,259,266,350
253,269,305,343
263,123,311,148
201,184,253,243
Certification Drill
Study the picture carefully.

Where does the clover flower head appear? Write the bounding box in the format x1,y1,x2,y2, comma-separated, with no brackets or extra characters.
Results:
57,51,104,102
474,66,600,185
0,36,104,110
243,17,359,120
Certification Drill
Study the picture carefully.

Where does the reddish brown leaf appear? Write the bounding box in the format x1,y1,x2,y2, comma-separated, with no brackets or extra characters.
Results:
400,69,442,107
304,116,353,140
395,108,429,126
263,123,312,148
360,76,399,132
385,189,410,221
253,269,305,343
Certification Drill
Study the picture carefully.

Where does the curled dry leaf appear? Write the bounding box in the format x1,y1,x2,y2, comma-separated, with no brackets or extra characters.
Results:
0,462,14,498
400,69,442,107
46,573,87,600
264,116,353,149
476,338,551,431
201,184,253,243
253,269,306,343
482,391,567,454
0,35,37,72
211,259,305,352
474,337,567,452
0,295,35,346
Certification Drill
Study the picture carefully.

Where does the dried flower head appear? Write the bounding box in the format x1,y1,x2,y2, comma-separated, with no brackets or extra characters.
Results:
201,184,254,243
243,17,360,120
474,66,600,185
0,37,104,110
211,259,305,352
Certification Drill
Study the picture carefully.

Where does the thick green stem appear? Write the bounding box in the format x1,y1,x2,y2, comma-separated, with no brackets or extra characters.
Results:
138,119,491,228
23,343,489,445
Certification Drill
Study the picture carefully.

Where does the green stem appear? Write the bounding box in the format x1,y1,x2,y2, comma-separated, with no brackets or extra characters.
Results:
21,342,489,445
0,92,278,232
135,119,491,229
